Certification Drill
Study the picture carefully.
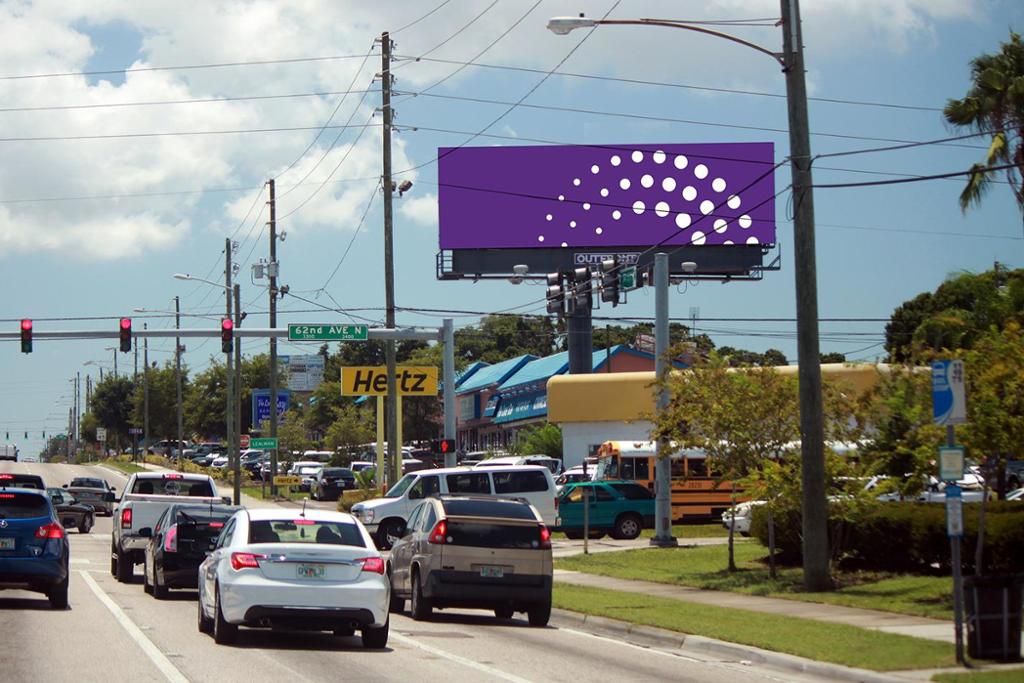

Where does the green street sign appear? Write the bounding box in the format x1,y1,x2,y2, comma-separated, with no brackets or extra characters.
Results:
620,266,637,290
287,324,368,342
249,437,279,450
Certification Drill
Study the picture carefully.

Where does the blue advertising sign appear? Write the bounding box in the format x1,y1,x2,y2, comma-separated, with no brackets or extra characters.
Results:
931,360,966,426
252,389,291,428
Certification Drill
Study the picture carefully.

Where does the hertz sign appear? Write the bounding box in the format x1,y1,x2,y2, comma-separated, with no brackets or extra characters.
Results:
340,366,438,396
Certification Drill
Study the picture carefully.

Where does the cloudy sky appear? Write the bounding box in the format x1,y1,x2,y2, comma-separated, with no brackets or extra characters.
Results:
1,0,1021,453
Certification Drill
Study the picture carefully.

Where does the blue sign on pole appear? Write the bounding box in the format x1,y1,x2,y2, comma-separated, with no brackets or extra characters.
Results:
931,360,966,425
252,389,291,428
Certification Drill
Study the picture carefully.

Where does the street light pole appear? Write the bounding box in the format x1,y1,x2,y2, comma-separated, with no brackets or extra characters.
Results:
268,178,279,497
652,253,677,547
143,324,150,446
233,284,242,506
224,238,235,481
175,296,184,468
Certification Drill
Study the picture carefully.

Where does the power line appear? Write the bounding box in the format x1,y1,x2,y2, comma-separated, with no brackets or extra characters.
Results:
316,181,382,292
813,162,1020,189
391,0,454,34
0,122,380,143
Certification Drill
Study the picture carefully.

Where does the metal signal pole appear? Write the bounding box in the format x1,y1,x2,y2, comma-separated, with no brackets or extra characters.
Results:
175,296,184,466
381,31,400,488
225,238,235,473
268,179,279,497
233,284,242,505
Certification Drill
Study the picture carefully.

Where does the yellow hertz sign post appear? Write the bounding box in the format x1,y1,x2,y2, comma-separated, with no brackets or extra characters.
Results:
340,366,438,396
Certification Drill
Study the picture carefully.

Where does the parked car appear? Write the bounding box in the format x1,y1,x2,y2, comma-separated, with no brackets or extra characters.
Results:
46,488,95,534
197,508,389,647
147,439,191,457
0,486,70,607
555,466,595,493
210,455,229,469
389,495,552,626
721,500,765,537
475,455,563,476
141,503,242,599
191,443,227,466
289,462,324,491
555,481,655,540
1006,487,1024,501
111,472,225,583
351,464,557,550
310,467,356,501
65,477,116,516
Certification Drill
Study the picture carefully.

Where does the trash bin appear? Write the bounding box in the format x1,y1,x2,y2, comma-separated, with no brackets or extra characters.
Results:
964,574,1023,662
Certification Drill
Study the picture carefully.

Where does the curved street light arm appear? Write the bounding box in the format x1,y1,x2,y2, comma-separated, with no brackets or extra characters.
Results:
600,18,785,68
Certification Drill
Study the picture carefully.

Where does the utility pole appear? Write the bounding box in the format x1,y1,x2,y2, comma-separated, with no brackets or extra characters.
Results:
267,179,280,497
175,296,184,468
86,375,92,414
143,323,150,445
225,238,235,474
233,284,242,505
781,0,828,591
443,318,456,467
113,348,118,379
651,253,677,548
380,31,400,487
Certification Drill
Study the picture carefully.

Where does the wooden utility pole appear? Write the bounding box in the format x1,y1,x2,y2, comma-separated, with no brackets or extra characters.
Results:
268,179,279,496
381,31,400,487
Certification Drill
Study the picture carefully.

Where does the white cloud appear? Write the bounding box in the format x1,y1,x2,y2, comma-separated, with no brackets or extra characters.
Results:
398,192,438,226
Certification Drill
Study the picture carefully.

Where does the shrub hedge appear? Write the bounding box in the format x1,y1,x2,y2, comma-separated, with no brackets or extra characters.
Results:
750,500,1024,574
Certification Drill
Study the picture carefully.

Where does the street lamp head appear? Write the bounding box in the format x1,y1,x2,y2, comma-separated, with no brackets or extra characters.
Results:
681,261,698,274
397,179,413,196
547,16,596,35
172,273,191,281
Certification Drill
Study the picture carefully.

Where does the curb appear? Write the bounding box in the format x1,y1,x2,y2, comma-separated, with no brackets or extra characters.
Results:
550,608,914,683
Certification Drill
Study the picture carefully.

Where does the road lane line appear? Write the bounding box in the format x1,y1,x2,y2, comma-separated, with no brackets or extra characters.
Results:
79,570,190,683
391,630,534,683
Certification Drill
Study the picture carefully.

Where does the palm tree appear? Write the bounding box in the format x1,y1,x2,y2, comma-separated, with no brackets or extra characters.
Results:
943,31,1024,212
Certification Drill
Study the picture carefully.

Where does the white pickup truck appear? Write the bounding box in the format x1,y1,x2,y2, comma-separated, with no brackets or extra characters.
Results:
110,471,228,582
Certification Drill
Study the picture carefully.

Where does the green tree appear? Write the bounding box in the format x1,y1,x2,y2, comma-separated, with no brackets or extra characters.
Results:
324,404,375,452
516,423,563,459
185,361,228,439
943,31,1024,212
133,362,187,442
820,352,846,363
455,315,556,363
90,376,135,445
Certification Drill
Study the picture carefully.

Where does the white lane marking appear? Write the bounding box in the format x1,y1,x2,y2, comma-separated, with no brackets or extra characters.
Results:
79,570,190,683
391,630,534,683
70,558,92,564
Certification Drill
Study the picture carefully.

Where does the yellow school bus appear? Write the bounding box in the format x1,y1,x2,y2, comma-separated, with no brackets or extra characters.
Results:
594,440,743,522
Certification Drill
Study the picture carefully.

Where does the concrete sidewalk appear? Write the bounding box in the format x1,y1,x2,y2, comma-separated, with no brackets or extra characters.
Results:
555,569,956,643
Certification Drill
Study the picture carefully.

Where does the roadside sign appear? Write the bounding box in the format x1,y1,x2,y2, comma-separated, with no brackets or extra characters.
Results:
288,324,368,342
932,360,966,425
239,434,250,449
273,475,301,486
341,366,439,396
945,484,964,537
96,427,107,442
939,446,965,482
250,437,278,450
620,266,637,290
128,427,143,435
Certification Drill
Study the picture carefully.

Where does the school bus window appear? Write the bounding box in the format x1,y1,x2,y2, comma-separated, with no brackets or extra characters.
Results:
687,458,708,478
670,459,686,478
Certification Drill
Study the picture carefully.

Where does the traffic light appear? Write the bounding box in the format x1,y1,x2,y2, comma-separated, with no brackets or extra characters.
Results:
432,438,456,455
545,272,565,316
221,318,234,353
600,257,619,305
571,266,592,312
119,318,132,352
20,319,32,354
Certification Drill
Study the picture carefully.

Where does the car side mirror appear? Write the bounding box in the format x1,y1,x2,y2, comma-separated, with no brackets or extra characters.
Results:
221,496,232,505
139,527,152,538
62,484,68,489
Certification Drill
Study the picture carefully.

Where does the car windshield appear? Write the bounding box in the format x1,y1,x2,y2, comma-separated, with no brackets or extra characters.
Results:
297,466,321,475
384,474,415,498
0,492,49,518
131,477,214,497
248,519,365,547
70,478,106,489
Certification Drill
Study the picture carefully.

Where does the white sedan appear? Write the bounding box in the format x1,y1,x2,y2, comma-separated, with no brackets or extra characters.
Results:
197,508,390,647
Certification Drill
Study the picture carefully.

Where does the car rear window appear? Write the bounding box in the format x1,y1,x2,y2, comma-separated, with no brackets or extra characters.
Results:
0,474,44,490
132,477,214,497
442,499,536,520
492,470,549,494
321,468,352,478
609,483,655,500
70,478,106,489
445,472,490,494
248,519,366,547
0,492,49,518
445,521,544,549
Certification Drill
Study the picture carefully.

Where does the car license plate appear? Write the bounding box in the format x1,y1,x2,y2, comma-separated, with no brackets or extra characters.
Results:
479,565,504,578
296,563,325,579
0,537,14,550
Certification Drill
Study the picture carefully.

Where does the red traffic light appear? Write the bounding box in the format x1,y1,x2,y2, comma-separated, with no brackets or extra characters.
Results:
119,317,132,352
221,318,234,331
221,318,234,353
20,319,32,331
120,317,131,330
20,319,32,353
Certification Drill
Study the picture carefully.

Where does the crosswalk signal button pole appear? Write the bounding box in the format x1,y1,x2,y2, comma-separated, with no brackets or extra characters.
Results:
119,318,132,352
221,318,234,354
20,319,32,354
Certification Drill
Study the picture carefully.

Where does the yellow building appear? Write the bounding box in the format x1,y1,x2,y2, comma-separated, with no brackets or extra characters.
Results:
547,363,893,468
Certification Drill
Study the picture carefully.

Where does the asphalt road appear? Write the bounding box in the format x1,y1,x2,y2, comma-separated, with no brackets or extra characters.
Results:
0,461,833,683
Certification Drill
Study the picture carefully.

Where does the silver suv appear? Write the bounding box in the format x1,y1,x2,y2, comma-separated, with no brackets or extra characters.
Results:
388,495,553,626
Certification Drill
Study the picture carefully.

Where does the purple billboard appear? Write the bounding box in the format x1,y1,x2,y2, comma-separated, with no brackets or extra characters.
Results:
438,143,775,250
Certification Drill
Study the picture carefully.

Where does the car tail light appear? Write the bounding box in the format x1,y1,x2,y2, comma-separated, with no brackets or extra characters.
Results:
230,552,267,570
359,557,385,574
209,522,224,529
164,524,178,553
428,520,448,545
121,507,133,529
35,522,64,539
0,474,13,480
539,525,552,550
0,493,14,499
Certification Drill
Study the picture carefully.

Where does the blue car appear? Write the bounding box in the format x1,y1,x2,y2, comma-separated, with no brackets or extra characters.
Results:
0,487,70,608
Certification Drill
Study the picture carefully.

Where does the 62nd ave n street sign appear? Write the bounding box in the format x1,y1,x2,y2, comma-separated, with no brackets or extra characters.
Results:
287,324,368,341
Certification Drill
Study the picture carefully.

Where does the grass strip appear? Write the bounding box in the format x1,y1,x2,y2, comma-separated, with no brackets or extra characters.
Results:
101,459,147,474
556,544,953,620
552,523,730,541
553,583,954,672
932,669,1024,682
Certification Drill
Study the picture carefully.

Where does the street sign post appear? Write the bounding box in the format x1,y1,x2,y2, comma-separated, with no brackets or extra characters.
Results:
287,324,368,342
620,266,637,290
945,485,964,537
273,475,301,487
96,428,107,442
250,437,278,450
